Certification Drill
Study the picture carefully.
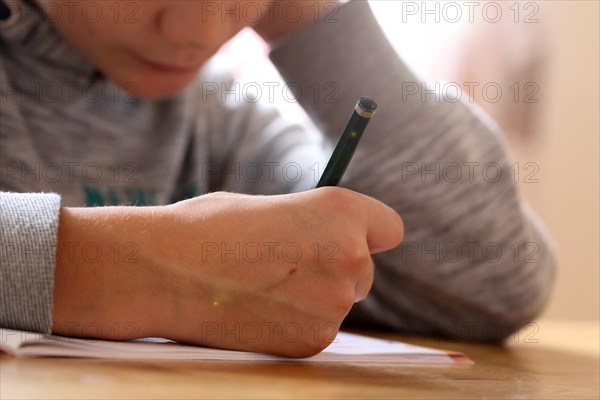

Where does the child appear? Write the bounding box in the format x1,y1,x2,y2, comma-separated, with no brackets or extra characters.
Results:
0,0,555,357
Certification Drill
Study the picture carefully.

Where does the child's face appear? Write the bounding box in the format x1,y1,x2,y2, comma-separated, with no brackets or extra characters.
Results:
42,1,268,98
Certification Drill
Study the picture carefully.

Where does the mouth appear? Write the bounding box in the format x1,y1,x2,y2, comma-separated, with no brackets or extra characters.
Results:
129,51,201,74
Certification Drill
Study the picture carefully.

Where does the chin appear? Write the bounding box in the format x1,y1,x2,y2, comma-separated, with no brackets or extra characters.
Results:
115,72,198,100
136,81,193,99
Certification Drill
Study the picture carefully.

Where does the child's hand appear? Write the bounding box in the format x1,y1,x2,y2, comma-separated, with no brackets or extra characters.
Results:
253,1,341,43
159,188,403,357
52,188,403,358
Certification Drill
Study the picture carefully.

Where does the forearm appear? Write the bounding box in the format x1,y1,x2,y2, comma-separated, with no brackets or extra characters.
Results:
52,206,173,339
0,192,175,338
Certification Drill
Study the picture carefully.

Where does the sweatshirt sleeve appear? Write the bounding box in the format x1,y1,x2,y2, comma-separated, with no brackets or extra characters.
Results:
269,1,556,341
0,192,61,333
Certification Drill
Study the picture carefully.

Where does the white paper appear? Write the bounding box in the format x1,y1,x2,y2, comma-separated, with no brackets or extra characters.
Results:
0,329,471,364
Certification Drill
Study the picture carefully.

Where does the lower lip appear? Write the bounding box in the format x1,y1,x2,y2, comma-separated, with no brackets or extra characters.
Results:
131,53,199,74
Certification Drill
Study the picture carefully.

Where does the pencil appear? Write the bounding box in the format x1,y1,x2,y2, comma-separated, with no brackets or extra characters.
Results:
316,96,377,188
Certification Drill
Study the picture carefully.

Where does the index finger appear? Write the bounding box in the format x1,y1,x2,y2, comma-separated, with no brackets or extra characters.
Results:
355,191,404,254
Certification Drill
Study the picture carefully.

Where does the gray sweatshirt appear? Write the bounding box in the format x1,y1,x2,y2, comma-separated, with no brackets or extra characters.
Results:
0,0,555,340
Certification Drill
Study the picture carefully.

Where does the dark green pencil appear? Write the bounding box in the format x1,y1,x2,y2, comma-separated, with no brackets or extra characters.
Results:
316,96,378,187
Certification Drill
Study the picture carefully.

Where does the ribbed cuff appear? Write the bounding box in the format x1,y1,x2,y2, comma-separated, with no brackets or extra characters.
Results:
0,192,61,333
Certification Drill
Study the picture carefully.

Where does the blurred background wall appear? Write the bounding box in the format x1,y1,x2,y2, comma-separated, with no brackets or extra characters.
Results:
221,0,599,322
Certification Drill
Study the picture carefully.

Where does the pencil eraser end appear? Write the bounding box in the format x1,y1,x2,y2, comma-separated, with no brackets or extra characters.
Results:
358,97,378,113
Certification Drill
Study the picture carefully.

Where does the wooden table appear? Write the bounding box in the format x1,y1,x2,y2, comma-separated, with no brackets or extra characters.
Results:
1,320,598,399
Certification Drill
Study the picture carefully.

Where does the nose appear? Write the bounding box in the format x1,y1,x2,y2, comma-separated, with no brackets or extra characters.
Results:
157,4,204,49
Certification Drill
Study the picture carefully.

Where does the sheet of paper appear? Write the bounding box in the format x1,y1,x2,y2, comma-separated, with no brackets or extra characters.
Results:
0,329,472,364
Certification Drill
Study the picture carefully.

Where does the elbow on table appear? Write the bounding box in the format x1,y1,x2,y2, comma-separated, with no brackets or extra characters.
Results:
461,249,557,344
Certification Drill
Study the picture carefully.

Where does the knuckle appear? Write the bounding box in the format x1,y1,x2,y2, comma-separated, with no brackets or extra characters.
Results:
313,187,358,214
332,287,356,315
342,241,371,266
